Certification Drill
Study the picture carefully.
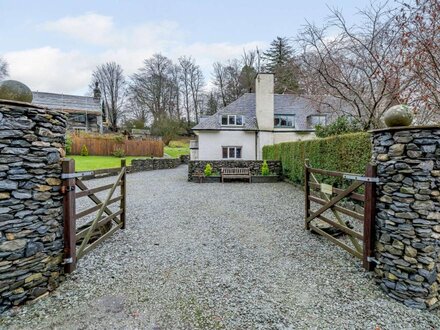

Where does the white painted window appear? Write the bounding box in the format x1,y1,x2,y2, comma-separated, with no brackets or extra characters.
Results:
274,114,295,128
309,115,327,127
222,146,242,159
221,115,244,126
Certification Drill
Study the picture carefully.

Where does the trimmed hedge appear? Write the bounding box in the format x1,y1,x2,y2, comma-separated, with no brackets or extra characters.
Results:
263,132,371,185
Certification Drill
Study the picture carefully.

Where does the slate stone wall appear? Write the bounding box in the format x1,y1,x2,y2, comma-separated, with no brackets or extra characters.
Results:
0,101,67,312
131,156,185,172
372,127,440,310
188,160,281,181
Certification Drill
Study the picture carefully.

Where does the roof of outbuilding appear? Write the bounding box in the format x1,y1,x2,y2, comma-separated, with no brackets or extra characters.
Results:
32,91,102,115
193,93,345,131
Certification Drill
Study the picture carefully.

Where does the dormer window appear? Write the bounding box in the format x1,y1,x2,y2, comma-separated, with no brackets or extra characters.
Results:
221,115,244,126
274,114,295,128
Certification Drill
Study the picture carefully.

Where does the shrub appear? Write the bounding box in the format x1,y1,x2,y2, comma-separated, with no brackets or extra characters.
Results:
263,132,371,185
204,164,212,177
65,133,72,155
315,116,363,138
80,144,89,156
112,148,125,158
261,160,270,176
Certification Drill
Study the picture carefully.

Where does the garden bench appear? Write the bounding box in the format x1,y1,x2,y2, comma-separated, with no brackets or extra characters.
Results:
193,170,205,183
221,167,251,183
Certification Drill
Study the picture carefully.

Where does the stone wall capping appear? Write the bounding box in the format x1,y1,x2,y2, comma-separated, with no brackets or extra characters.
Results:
369,125,440,134
0,99,45,110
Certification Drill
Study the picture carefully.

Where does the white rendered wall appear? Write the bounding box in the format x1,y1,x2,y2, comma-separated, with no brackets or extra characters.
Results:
197,130,256,160
257,131,274,160
273,132,316,144
190,149,199,160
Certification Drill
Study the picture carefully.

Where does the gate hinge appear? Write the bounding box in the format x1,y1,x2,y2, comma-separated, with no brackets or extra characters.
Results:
61,185,75,194
367,256,380,264
343,174,379,183
63,257,73,264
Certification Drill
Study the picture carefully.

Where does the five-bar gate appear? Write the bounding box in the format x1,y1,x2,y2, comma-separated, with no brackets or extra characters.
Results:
304,160,378,270
62,159,127,273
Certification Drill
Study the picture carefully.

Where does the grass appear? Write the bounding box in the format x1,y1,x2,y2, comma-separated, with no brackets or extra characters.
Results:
164,146,190,158
69,139,191,171
69,155,155,171
164,138,190,158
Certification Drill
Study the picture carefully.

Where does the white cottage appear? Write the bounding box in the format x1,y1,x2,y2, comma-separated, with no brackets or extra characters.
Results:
191,73,341,161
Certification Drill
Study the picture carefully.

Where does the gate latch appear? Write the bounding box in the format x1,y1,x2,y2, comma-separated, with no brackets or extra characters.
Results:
343,174,379,183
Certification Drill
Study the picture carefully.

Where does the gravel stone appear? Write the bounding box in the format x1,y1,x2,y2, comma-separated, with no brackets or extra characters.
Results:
1,166,439,329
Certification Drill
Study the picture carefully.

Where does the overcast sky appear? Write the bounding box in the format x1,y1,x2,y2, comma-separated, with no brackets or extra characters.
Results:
1,0,373,95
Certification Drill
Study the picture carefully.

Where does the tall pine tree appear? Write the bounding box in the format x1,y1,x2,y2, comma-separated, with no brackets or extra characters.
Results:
263,37,300,94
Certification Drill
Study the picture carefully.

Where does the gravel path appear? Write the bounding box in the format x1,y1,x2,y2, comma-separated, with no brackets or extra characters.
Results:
2,165,440,329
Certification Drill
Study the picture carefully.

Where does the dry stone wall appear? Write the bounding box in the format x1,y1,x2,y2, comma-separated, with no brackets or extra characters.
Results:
372,127,440,310
0,100,66,312
188,160,281,181
130,156,186,173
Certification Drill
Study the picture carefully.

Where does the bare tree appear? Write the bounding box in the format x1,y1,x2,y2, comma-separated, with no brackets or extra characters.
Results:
91,62,126,131
239,50,258,93
397,0,440,122
178,56,193,124
189,62,204,123
297,2,409,129
212,59,248,107
0,57,8,81
130,54,176,124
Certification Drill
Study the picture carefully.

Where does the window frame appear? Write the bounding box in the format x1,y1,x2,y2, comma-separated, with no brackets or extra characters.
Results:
221,115,244,127
222,146,242,159
309,115,327,127
274,114,296,128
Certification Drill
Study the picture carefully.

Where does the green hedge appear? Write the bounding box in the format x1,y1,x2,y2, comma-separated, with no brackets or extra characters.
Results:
263,132,371,185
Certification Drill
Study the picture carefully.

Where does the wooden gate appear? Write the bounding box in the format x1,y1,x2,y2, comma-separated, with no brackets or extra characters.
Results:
304,159,377,270
61,159,127,273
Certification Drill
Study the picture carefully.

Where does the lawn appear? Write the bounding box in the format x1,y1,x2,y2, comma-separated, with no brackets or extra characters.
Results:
69,139,190,171
69,156,154,171
164,146,190,158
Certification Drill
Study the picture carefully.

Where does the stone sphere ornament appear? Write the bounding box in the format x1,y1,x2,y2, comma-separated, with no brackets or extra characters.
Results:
0,80,33,103
383,104,413,127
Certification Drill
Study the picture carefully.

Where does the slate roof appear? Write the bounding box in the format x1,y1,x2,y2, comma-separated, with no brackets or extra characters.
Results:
32,92,102,115
193,93,346,131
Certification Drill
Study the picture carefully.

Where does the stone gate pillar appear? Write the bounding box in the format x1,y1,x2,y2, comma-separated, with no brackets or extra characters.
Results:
0,99,67,312
371,126,440,309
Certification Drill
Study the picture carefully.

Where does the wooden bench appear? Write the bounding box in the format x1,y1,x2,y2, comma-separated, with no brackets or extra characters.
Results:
193,170,205,183
221,167,251,183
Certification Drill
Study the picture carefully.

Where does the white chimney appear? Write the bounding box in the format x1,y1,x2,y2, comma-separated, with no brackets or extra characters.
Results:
255,73,274,160
255,73,274,130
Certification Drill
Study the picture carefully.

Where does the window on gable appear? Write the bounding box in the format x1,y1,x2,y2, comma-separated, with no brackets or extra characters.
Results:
274,114,295,128
221,115,244,126
222,146,242,159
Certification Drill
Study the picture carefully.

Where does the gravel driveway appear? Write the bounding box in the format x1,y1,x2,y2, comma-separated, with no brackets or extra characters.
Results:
2,165,440,329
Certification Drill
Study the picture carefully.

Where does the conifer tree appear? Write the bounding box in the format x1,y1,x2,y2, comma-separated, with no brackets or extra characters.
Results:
263,37,300,94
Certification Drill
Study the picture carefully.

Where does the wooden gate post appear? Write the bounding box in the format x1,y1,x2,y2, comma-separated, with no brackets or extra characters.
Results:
363,163,377,271
304,159,311,230
62,159,77,273
120,159,126,229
